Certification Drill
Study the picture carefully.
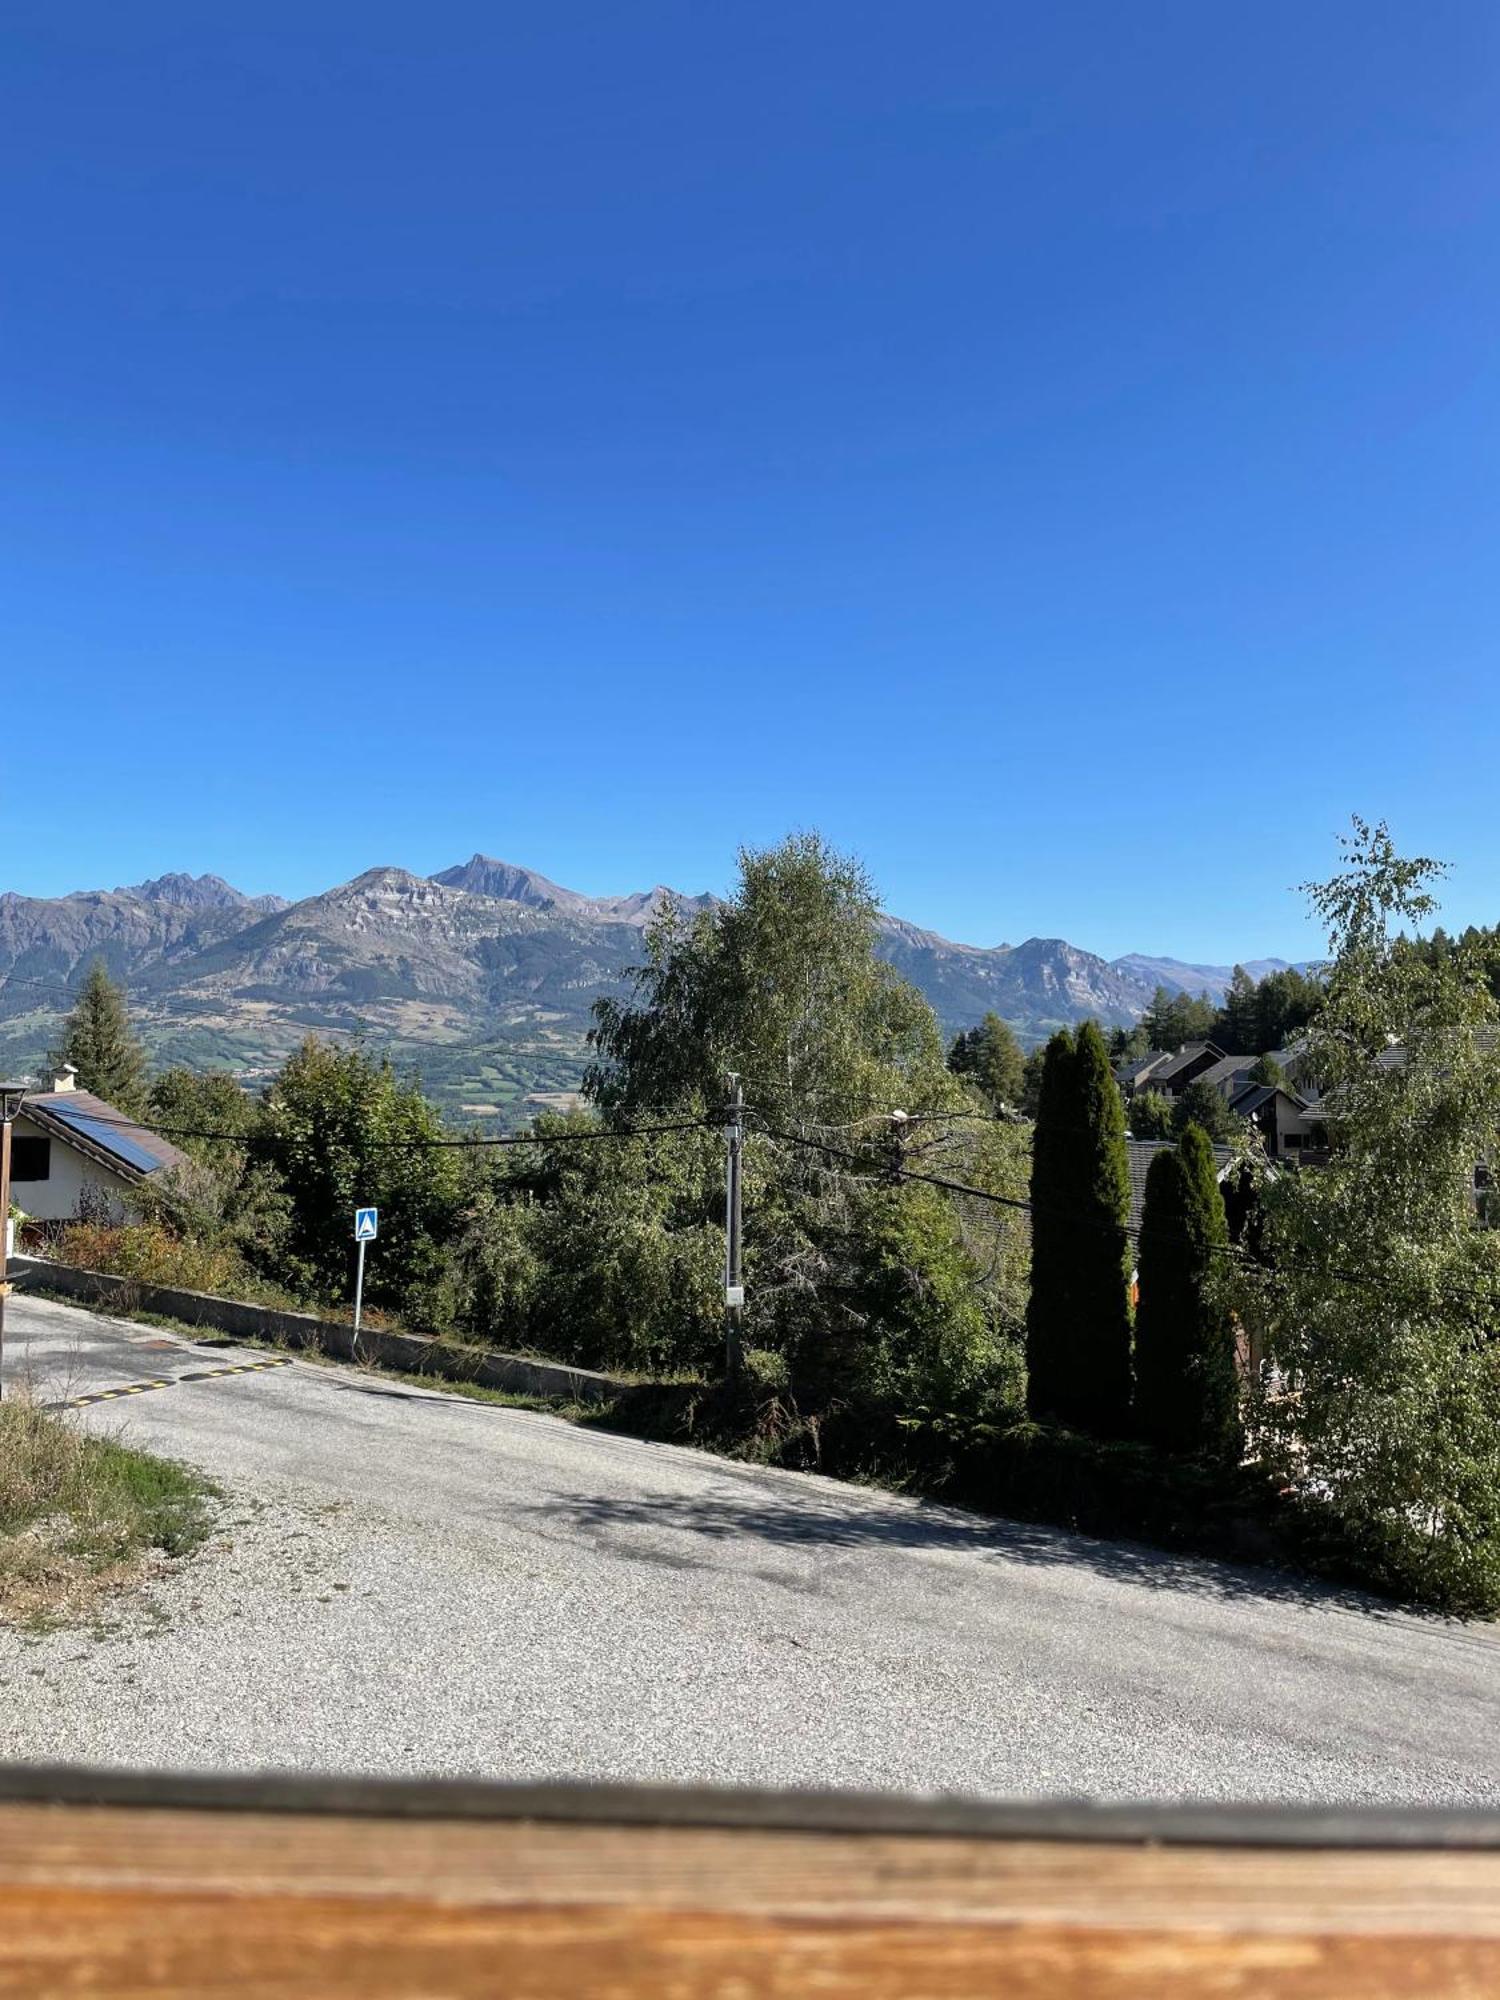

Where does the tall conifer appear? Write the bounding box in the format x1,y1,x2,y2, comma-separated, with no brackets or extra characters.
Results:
1026,1022,1133,1433
1064,1019,1134,1433
49,961,147,1114
1025,1028,1075,1420
1134,1123,1239,1457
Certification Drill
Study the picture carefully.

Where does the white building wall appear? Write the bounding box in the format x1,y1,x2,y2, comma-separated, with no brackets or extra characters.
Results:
6,1112,141,1224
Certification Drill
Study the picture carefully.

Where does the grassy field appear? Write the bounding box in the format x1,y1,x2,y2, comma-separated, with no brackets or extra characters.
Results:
0,1399,216,1626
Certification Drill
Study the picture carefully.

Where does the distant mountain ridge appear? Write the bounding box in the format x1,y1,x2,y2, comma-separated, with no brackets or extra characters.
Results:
0,855,1296,1121
1108,953,1302,1007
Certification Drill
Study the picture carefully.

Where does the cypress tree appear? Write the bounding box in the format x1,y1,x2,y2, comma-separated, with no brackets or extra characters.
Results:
1026,1021,1133,1434
49,960,147,1114
1134,1123,1240,1458
1025,1028,1075,1421
1063,1019,1134,1434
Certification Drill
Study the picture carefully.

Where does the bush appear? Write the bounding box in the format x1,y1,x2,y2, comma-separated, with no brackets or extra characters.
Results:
48,1220,280,1302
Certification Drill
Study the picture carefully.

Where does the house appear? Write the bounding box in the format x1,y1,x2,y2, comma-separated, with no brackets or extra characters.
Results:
1191,1053,1258,1100
1124,1137,1240,1236
1114,1050,1173,1097
1123,1136,1260,1300
1225,1081,1320,1162
6,1066,189,1224
1131,1042,1228,1099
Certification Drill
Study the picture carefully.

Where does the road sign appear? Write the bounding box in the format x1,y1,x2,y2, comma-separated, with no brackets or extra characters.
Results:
354,1208,379,1242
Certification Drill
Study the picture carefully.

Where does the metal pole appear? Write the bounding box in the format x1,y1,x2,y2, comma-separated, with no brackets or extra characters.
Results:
0,1115,12,1401
353,1235,366,1350
724,1075,744,1379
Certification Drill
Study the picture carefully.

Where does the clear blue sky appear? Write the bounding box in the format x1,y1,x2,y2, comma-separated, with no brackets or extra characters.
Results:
4,3,1496,962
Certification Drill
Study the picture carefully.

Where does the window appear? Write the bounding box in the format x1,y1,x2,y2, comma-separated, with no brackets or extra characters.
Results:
1284,1132,1302,1148
10,1135,51,1181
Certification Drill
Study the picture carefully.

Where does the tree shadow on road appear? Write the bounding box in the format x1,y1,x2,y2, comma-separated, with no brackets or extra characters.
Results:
525,1484,1435,1623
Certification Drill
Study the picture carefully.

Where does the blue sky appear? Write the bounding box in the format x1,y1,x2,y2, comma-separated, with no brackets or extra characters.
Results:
4,3,1496,962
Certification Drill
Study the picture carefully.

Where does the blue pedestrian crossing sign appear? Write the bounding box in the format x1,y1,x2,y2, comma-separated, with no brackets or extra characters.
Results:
354,1207,379,1242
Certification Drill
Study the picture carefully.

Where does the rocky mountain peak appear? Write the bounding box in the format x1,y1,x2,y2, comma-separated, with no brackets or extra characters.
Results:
430,856,576,909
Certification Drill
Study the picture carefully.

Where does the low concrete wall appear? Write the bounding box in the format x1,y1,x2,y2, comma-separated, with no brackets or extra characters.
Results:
8,1255,623,1405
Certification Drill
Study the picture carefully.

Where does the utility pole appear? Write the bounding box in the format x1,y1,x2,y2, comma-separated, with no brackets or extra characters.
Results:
723,1073,745,1380
0,1083,27,1401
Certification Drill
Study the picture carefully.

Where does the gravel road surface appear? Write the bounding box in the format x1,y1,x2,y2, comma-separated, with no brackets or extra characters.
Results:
3,1291,1498,1802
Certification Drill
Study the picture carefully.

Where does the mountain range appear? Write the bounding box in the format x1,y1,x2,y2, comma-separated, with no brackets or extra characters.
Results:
0,858,1294,1123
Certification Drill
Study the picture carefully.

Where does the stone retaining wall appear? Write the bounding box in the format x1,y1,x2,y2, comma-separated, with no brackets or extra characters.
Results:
8,1255,622,1404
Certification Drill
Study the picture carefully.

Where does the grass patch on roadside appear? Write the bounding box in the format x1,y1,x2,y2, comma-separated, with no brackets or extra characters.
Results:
0,1398,217,1627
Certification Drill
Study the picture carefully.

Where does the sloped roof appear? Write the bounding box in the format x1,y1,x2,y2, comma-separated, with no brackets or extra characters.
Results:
1194,1053,1257,1095
1124,1137,1238,1234
19,1090,189,1183
1114,1050,1171,1087
1149,1041,1226,1086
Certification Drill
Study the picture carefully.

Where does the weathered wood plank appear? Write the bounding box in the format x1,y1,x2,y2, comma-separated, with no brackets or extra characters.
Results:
1,1801,1499,1996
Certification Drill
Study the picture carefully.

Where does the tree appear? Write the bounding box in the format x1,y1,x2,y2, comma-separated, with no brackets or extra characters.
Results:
1019,1045,1047,1117
1216,967,1260,1051
1025,1030,1075,1422
148,1068,255,1166
1126,1088,1173,1139
140,1067,289,1266
1171,1076,1238,1142
587,833,952,1119
1026,1021,1133,1435
1142,986,1216,1053
49,961,147,1114
1248,1053,1285,1088
254,1036,464,1322
1230,818,1500,1612
1108,1023,1151,1064
1133,1125,1239,1458
583,834,993,1411
1209,964,1324,1053
947,1013,1024,1109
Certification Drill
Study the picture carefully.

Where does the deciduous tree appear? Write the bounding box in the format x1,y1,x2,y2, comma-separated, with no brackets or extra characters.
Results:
1230,818,1500,1612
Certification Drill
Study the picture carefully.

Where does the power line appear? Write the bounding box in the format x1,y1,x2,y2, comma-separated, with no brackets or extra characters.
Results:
754,1118,1500,1321
15,1100,712,1152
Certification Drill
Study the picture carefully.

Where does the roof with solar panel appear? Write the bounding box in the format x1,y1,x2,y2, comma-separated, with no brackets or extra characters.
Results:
20,1078,189,1181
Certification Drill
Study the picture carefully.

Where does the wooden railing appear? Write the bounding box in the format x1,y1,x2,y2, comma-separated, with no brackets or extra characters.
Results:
0,1766,1497,1996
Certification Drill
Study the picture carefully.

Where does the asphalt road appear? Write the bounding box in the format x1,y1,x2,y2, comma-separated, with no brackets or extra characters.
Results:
4,1290,1499,1803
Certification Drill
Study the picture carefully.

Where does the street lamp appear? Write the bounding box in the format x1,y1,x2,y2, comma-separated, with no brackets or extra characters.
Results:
0,1082,28,1400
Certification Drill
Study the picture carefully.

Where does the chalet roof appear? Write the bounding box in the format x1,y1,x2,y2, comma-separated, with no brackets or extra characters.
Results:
1114,1050,1171,1087
1194,1053,1258,1096
19,1090,190,1184
1124,1137,1238,1234
1148,1041,1226,1087
1232,1088,1312,1120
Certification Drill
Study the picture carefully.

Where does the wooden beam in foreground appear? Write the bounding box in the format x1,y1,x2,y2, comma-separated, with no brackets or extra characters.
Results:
0,1771,1497,1998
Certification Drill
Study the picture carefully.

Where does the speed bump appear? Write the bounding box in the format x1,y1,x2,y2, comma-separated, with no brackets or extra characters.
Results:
46,1355,293,1412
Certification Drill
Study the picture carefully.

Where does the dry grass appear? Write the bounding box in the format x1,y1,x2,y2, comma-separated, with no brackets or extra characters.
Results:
0,1398,215,1626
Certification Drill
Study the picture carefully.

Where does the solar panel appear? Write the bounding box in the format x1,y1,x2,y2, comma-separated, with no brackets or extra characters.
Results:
44,1100,166,1176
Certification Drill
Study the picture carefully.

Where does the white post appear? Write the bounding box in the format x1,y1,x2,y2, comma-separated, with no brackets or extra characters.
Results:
353,1236,367,1348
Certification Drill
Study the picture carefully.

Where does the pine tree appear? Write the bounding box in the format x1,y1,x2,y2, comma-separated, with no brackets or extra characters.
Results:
1218,966,1258,1050
1025,1029,1075,1421
947,1012,1024,1108
49,961,147,1114
1134,1124,1239,1457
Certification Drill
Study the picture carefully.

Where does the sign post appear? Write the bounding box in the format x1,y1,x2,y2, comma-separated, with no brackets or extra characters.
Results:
352,1207,378,1347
